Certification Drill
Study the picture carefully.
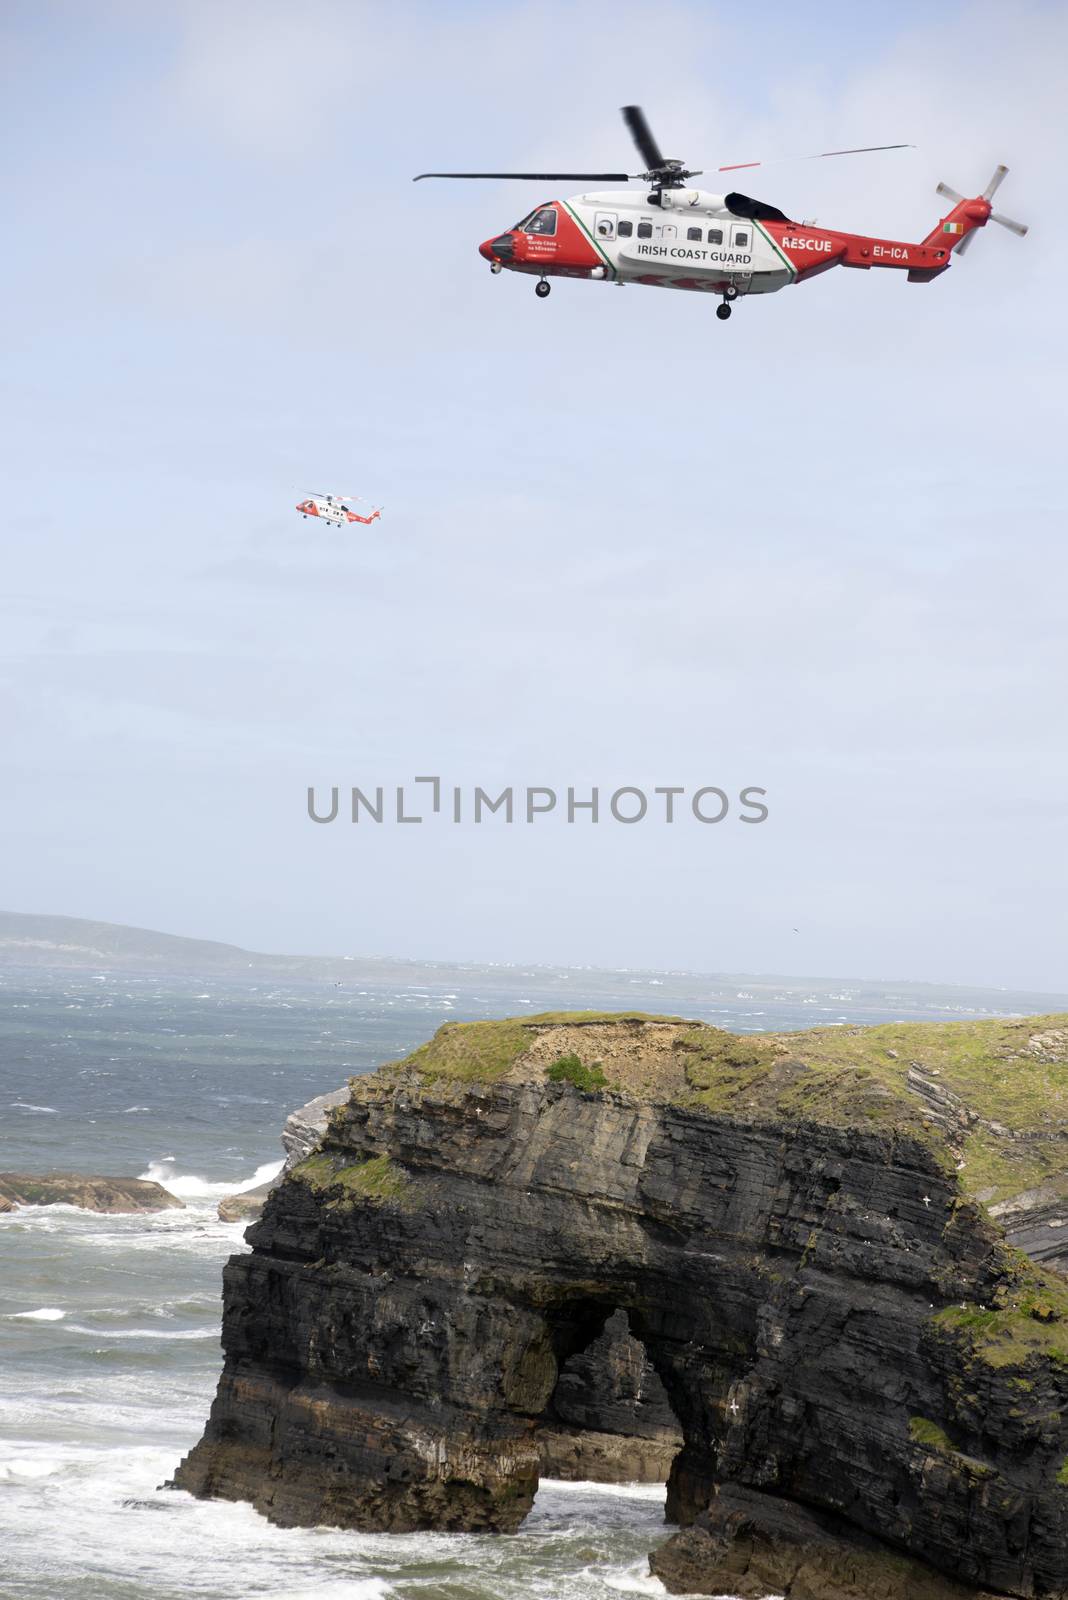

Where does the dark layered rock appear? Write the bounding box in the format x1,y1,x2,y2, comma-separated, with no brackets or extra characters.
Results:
539,1308,682,1481
174,1012,1068,1599
989,1185,1068,1274
0,1172,184,1213
649,1485,1004,1600
216,1087,349,1223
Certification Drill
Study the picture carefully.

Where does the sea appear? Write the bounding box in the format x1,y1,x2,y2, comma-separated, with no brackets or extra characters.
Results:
0,966,1034,1600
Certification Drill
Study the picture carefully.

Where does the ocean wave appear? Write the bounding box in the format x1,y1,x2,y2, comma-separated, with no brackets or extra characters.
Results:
270,1585,393,1600
139,1157,283,1202
544,1480,667,1502
5,1307,65,1321
9,1101,59,1113
66,1324,219,1341
602,1562,670,1594
0,1456,70,1481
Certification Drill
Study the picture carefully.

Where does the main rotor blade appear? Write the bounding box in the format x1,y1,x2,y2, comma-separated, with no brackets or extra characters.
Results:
718,142,913,172
991,210,1028,236
622,105,667,172
413,171,631,182
983,164,1008,200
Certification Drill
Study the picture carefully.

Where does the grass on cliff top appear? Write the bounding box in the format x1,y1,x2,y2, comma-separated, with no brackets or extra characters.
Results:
391,1013,687,1084
680,1015,1068,1126
387,1012,1068,1211
395,1019,532,1082
680,1015,1068,1200
291,1152,409,1205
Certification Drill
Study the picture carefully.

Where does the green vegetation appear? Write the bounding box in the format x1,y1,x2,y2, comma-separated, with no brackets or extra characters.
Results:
291,1152,409,1205
392,1013,687,1085
546,1054,607,1091
1056,1457,1068,1486
290,1153,336,1190
397,1019,531,1083
386,1010,1068,1221
909,1416,954,1452
676,1015,1068,1206
936,1247,1068,1368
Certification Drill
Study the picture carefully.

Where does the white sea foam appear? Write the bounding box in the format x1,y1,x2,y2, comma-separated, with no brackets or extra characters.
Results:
6,1308,65,1321
9,1101,59,1113
544,1479,667,1502
67,1324,219,1341
139,1157,283,1202
602,1564,669,1594
270,1585,393,1600
0,1456,69,1481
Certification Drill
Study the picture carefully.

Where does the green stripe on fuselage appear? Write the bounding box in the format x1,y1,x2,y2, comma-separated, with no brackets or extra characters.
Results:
560,200,616,277
753,219,796,279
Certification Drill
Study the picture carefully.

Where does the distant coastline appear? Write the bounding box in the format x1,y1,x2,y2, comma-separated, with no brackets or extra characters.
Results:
1,908,1065,1020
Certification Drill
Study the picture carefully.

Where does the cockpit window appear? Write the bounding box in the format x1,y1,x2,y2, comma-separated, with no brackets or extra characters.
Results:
522,207,557,236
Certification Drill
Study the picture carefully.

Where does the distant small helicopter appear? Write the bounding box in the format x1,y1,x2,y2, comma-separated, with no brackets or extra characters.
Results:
296,493,383,528
415,104,1027,321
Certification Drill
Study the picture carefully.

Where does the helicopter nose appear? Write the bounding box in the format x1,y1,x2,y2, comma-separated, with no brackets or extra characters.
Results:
480,232,515,262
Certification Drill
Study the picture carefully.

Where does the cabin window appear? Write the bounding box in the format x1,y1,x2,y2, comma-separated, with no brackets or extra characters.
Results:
732,227,750,248
708,227,723,245
523,207,557,236
617,219,633,237
686,226,702,241
594,213,617,240
636,221,653,239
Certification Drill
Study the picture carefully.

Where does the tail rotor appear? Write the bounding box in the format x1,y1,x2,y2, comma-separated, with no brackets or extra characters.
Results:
935,165,1028,256
983,164,1008,201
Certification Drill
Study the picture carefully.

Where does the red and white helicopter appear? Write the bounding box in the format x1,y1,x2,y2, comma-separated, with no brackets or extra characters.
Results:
295,493,382,527
415,105,1027,321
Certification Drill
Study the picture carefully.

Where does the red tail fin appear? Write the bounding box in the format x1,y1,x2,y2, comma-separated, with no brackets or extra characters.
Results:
922,194,991,253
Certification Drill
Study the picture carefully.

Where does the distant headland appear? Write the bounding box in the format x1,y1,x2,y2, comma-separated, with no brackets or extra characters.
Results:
2,910,1065,1021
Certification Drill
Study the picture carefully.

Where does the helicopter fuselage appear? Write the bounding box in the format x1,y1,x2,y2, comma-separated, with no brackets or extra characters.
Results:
479,186,974,297
296,496,382,527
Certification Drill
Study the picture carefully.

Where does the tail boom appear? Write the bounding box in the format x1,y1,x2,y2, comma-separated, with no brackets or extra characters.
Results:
764,200,996,285
762,176,1020,288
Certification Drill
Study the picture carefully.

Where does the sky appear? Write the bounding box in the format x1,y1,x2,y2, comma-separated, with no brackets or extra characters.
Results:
2,0,1067,989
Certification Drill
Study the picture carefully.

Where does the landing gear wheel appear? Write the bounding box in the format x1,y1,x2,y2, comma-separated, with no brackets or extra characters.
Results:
535,279,551,298
716,302,732,321
724,285,739,301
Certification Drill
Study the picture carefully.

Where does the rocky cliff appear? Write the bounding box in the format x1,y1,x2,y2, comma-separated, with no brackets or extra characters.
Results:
0,1173,183,1213
175,1012,1068,1598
